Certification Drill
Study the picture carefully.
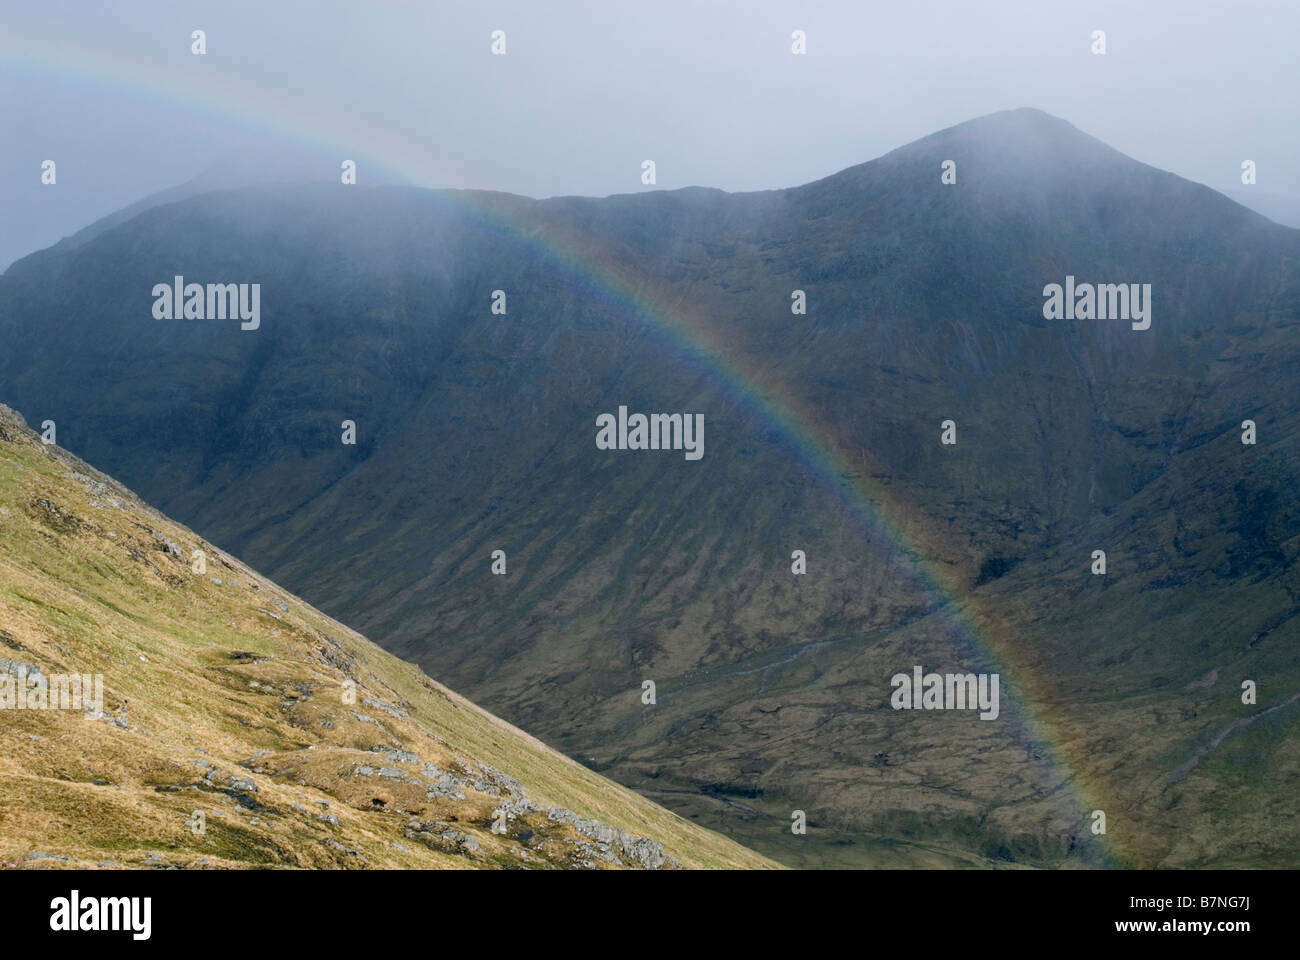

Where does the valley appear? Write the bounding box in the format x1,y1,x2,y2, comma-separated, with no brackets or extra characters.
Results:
2,108,1297,868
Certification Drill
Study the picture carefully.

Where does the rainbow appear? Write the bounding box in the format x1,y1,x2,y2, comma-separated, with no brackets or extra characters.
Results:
2,25,1126,867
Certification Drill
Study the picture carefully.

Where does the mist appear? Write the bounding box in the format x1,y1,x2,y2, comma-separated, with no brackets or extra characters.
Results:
2,0,1297,269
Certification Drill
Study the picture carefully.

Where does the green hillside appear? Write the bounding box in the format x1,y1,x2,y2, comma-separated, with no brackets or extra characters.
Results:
0,404,777,869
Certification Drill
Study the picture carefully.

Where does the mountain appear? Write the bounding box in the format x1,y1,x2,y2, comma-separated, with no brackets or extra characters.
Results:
0,404,775,869
1227,188,1300,230
2,108,1297,868
37,147,358,262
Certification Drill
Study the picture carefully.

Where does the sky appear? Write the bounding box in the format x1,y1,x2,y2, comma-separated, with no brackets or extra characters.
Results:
2,0,1298,270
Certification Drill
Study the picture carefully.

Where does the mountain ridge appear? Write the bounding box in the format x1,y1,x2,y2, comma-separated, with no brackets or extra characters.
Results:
1,108,1297,868
12,107,1291,281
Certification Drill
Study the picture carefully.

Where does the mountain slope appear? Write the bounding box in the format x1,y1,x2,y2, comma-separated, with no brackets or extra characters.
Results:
0,405,776,869
1,108,1297,867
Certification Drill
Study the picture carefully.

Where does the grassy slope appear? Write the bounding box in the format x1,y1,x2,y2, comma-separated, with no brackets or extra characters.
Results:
0,405,776,870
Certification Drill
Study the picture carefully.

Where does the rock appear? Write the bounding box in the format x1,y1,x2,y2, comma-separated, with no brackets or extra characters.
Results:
362,697,408,719
25,850,68,861
148,529,183,558
0,657,44,684
371,746,418,763
542,805,678,869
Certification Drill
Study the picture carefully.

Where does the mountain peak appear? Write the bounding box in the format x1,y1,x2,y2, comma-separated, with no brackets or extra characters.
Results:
789,105,1240,224
883,106,1122,173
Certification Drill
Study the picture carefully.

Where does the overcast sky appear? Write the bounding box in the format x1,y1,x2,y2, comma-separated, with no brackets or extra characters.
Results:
2,0,1297,269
